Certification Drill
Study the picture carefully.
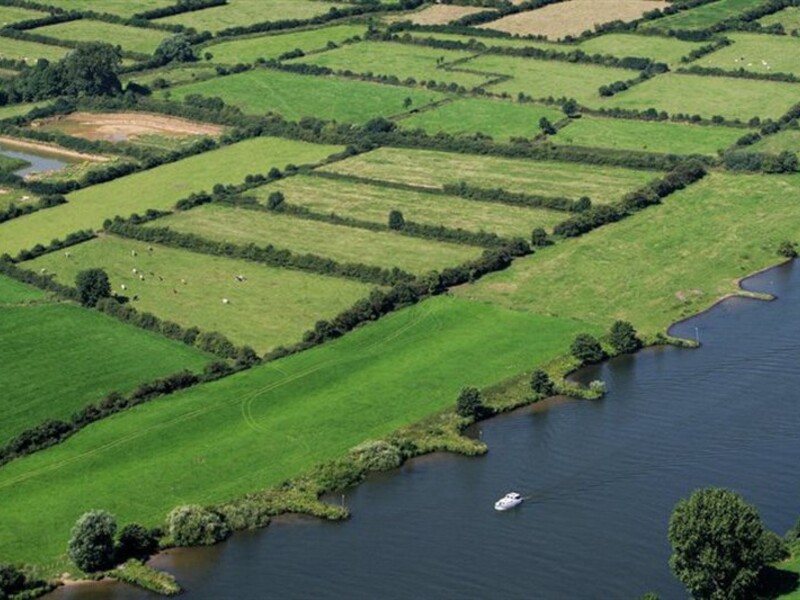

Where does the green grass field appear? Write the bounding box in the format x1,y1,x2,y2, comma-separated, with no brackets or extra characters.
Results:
0,273,43,304
0,5,47,26
0,101,51,120
600,72,800,120
759,6,800,30
160,69,445,123
695,33,800,77
156,0,338,32
552,116,744,155
0,36,69,64
320,147,657,203
256,175,568,237
150,203,480,273
32,20,169,56
398,97,563,140
750,128,800,155
577,33,705,66
644,0,766,31
456,173,800,334
0,299,211,446
0,137,341,257
464,53,635,105
123,64,219,88
401,31,565,52
204,24,366,64
0,294,592,568
288,41,492,89
27,235,373,354
30,0,174,17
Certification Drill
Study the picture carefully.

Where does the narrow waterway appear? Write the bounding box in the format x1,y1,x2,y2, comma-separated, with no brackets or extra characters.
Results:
51,263,800,599
0,142,74,177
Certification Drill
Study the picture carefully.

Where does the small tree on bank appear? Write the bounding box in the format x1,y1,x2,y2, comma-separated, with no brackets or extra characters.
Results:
167,505,229,547
75,268,111,308
609,320,642,354
68,510,117,572
456,387,484,419
570,333,605,364
531,228,550,247
778,240,798,259
530,369,555,396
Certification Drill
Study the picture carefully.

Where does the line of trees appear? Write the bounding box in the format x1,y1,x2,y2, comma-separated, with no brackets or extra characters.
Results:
443,180,589,212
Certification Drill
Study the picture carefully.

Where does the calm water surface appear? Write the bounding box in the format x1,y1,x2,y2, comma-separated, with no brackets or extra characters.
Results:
51,263,800,599
0,142,73,177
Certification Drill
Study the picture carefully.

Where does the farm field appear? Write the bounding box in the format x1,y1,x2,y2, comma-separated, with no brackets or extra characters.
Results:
124,63,219,88
0,188,38,212
32,21,169,56
30,0,174,17
203,25,366,64
456,173,800,333
0,5,46,26
694,33,800,77
0,137,341,257
152,204,481,273
26,236,373,354
386,4,486,25
260,175,567,237
552,116,744,155
320,147,657,203
0,36,69,64
155,0,341,32
160,69,446,123
479,0,669,38
0,101,51,121
644,0,764,31
463,53,635,105
401,30,565,52
288,42,492,89
600,72,800,120
0,297,211,446
398,97,563,140
750,128,800,155
0,294,592,568
0,272,43,303
577,33,705,66
759,6,800,31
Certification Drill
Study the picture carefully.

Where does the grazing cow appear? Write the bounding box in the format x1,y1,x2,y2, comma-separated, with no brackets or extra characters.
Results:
120,284,127,291
222,298,230,304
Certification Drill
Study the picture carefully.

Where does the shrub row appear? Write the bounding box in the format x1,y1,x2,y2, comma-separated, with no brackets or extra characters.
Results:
442,180,588,212
0,193,65,224
678,64,800,83
134,0,225,20
722,150,798,173
11,228,95,263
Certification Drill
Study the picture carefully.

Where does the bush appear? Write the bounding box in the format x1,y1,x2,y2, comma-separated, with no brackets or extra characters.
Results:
778,240,798,258
570,333,605,364
0,564,26,598
116,524,159,562
167,505,230,547
75,268,111,307
350,440,402,472
456,387,484,419
609,320,642,354
388,209,405,230
68,510,117,572
530,369,555,396
531,228,550,247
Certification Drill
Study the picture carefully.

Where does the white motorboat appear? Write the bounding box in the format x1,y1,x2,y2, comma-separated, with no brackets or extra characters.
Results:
494,492,523,511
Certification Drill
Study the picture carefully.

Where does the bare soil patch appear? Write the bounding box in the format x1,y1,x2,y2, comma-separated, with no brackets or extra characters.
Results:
32,112,224,142
478,0,669,39
388,4,487,25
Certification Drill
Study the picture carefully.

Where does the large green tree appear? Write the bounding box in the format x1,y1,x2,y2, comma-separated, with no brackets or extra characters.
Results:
668,488,771,600
67,510,117,572
609,320,642,354
75,268,111,307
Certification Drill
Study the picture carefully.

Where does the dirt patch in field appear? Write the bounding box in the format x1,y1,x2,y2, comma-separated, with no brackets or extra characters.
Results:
478,0,670,39
387,4,488,25
31,112,224,142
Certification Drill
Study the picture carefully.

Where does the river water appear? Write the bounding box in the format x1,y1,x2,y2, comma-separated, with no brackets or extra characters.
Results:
50,263,800,599
0,142,73,177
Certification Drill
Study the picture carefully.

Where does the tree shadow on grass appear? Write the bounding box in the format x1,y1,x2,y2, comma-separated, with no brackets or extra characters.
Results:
755,566,800,599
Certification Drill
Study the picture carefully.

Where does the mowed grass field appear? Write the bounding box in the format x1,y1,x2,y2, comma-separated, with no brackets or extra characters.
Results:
552,116,744,155
0,36,69,64
27,236,373,354
204,24,366,64
0,137,341,257
464,54,634,105
29,0,174,17
0,272,43,303
161,69,445,123
289,42,492,89
32,21,169,56
577,33,705,66
0,5,47,26
695,33,800,77
0,297,211,446
750,128,800,155
156,0,339,32
402,31,565,52
320,147,657,203
644,0,765,31
600,72,800,120
399,97,563,140
258,175,568,237
456,173,800,333
0,295,592,568
152,204,480,274
759,6,800,30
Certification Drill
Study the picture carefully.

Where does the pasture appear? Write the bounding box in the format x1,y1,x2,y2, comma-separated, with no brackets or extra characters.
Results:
398,97,563,140
750,128,800,155
320,147,657,203
288,42,493,89
644,0,765,31
0,5,46,26
0,137,341,257
32,21,169,56
464,53,635,105
478,0,669,38
694,33,800,77
401,30,565,52
0,299,210,446
260,175,568,237
26,236,373,354
0,36,69,64
0,295,592,568
151,203,480,273
0,101,51,121
160,69,445,123
552,116,744,155
155,0,337,32
0,273,43,304
759,6,800,31
600,72,800,120
577,33,705,67
203,25,366,64
456,173,800,333
124,63,219,88
28,0,175,17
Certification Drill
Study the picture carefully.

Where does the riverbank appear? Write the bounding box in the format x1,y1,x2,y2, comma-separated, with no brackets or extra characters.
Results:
0,136,107,163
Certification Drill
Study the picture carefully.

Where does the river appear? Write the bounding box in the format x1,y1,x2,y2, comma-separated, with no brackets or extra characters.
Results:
0,142,75,177
50,262,800,599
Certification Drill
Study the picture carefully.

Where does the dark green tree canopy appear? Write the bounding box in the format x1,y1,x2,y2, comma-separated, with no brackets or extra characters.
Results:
155,35,196,65
75,268,112,307
570,333,605,364
167,505,230,547
609,320,642,354
530,369,555,396
388,210,405,230
68,510,117,572
456,386,484,419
